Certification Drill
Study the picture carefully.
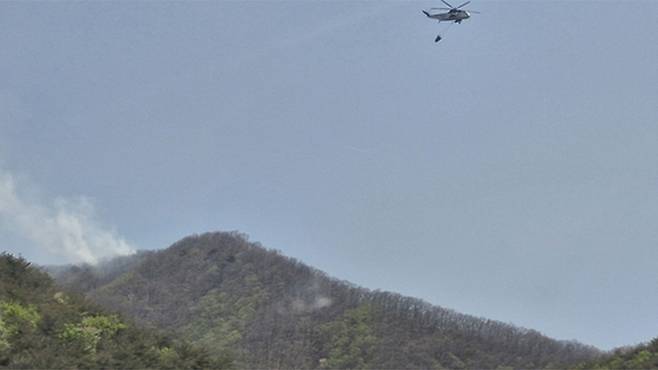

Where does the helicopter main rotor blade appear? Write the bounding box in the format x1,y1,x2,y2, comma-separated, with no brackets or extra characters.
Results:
441,0,455,9
430,7,452,11
466,10,481,13
456,1,471,9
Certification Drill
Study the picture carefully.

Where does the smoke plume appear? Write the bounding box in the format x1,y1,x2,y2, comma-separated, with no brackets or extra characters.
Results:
0,170,135,264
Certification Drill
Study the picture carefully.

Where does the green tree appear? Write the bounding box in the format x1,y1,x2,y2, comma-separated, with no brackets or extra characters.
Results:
59,314,126,353
320,305,378,369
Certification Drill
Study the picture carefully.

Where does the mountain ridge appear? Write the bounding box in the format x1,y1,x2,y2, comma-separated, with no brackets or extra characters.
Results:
52,231,602,369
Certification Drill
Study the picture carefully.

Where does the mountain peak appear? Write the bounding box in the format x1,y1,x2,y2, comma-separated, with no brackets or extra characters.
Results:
52,231,602,369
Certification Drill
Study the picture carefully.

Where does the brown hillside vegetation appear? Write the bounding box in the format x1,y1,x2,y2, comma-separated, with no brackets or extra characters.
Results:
53,231,602,369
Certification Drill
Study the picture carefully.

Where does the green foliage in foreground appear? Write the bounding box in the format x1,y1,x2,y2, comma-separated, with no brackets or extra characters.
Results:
58,314,127,354
0,252,233,369
575,338,658,370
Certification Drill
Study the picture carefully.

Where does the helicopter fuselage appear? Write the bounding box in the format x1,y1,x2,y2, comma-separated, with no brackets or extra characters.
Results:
427,9,470,23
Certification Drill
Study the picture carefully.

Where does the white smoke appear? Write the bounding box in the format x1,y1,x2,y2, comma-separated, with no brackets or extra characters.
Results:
290,296,333,314
0,170,135,264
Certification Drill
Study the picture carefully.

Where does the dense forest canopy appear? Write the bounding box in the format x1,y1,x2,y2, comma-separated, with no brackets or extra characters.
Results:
52,231,604,369
0,253,232,369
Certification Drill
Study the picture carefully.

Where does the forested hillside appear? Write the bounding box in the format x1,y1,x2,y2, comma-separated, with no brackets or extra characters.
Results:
0,253,232,369
53,231,602,369
575,339,658,370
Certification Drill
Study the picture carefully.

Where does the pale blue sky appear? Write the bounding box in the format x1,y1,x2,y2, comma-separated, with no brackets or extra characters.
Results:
1,0,657,350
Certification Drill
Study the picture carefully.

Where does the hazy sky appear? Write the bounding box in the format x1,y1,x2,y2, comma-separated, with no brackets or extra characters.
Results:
1,0,657,350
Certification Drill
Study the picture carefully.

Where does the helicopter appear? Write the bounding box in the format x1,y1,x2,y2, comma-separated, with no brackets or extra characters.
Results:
422,0,479,42
422,0,479,24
